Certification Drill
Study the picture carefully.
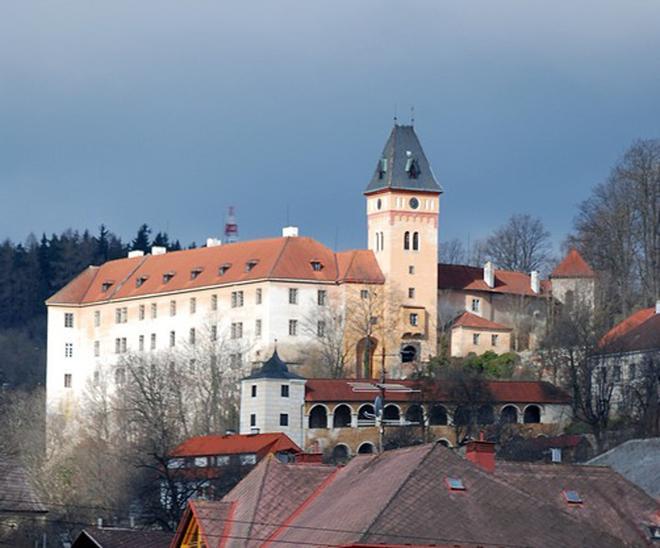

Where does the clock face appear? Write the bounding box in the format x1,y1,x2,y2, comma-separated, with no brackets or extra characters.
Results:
409,197,420,209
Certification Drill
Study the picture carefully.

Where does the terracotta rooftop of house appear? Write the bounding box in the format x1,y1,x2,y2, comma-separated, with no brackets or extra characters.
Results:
170,443,660,547
599,307,659,353
550,248,595,278
451,311,512,331
72,528,172,548
438,263,550,297
47,237,384,305
169,432,301,459
0,457,47,514
304,378,570,404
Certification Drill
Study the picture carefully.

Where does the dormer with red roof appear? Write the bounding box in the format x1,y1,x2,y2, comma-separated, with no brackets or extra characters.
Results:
550,248,596,310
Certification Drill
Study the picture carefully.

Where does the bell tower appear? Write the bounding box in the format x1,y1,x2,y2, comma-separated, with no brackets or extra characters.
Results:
365,124,443,374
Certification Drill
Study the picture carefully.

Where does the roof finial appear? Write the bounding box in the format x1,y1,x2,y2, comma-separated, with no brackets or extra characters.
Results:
410,105,415,126
273,338,278,352
393,103,398,125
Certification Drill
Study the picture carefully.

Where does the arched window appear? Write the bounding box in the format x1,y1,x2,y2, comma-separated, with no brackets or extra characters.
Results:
477,405,495,425
400,344,417,363
357,442,375,454
405,404,424,425
357,404,376,426
333,404,352,428
501,405,518,424
453,406,471,426
412,232,419,251
380,232,384,250
429,405,448,426
308,405,328,429
383,404,400,423
331,444,350,463
404,231,410,250
524,405,541,424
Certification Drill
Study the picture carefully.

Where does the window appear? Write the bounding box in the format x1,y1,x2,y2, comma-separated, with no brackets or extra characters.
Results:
231,322,243,339
189,328,195,345
281,385,289,398
491,334,499,346
409,265,415,275
169,331,176,347
404,231,410,250
629,363,636,380
231,291,244,308
190,268,203,280
170,300,176,316
101,281,113,292
190,297,196,314
288,319,298,336
471,299,480,313
255,319,262,338
93,371,100,385
251,385,257,398
211,325,217,341
240,454,257,465
94,310,100,327
289,288,298,304
115,367,125,385
360,289,369,300
472,333,480,345
139,304,145,320
256,288,262,305
245,259,258,272
211,294,218,311
408,288,415,299
162,272,175,284
115,338,121,354
279,413,289,426
230,353,242,368
194,457,208,468
250,413,256,427
563,490,583,504
136,276,147,288
311,261,323,271
317,290,327,306
64,313,74,328
64,373,72,388
151,303,157,319
94,340,100,357
412,232,419,251
447,477,465,491
115,307,126,324
139,335,145,352
218,263,231,276
121,337,127,353
409,313,419,327
65,342,73,358
150,333,156,350
216,455,230,466
317,320,326,337
613,365,621,383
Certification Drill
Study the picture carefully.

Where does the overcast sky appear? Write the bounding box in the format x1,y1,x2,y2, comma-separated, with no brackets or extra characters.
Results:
1,1,659,254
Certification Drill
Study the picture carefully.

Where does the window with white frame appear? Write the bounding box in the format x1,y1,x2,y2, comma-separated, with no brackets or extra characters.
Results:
64,313,74,328
150,333,156,350
317,290,327,306
471,299,480,313
255,319,262,338
289,288,298,304
491,334,498,346
65,342,73,358
409,265,415,275
256,288,262,305
231,291,244,308
121,337,127,353
240,454,257,465
189,328,196,345
139,335,145,351
64,373,72,388
169,331,176,347
231,322,243,339
289,319,298,336
317,320,325,337
409,313,419,327
360,289,369,299
151,303,157,319
408,288,415,299
115,338,121,354
139,305,145,320
279,413,289,426
211,294,218,311
472,333,480,345
250,414,256,427
94,310,101,327
94,340,100,357
211,325,217,341
170,300,176,316
115,367,125,385
190,297,196,314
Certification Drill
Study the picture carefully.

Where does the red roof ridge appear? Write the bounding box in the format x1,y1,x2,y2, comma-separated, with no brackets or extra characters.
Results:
599,307,655,348
266,236,292,279
106,254,149,301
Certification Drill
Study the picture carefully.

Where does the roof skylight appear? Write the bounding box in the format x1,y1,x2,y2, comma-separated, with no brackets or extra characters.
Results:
563,490,583,504
447,477,465,491
219,263,231,276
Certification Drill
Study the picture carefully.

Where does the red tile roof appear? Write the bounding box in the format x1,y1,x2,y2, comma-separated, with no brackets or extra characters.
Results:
169,433,301,459
451,311,512,331
550,248,595,278
438,263,548,297
73,528,172,548
304,378,570,404
47,237,384,305
599,308,659,353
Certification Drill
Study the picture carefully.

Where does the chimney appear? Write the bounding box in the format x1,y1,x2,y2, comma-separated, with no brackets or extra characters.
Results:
530,271,540,293
465,439,496,473
128,250,144,258
206,237,222,248
282,226,299,238
484,261,495,288
224,429,236,436
97,518,103,528
151,246,167,256
656,300,660,315
250,427,260,435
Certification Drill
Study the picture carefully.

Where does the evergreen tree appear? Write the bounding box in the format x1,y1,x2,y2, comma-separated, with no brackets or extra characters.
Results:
131,224,151,253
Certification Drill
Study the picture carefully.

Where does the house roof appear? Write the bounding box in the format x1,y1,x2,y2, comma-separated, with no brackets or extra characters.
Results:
451,311,512,331
72,528,172,548
599,307,659,353
304,378,570,404
438,263,549,297
169,432,301,459
47,237,384,306
244,350,304,380
365,125,443,195
550,248,595,278
0,457,47,514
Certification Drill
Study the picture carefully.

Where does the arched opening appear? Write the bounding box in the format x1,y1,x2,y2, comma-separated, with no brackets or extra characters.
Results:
333,404,352,428
453,406,471,426
356,337,378,379
477,404,495,425
331,444,350,464
524,405,541,424
405,404,424,425
404,231,410,250
429,405,448,426
501,405,518,424
357,404,376,426
308,405,328,429
400,344,417,363
437,438,451,448
412,232,419,250
383,404,400,423
357,442,375,455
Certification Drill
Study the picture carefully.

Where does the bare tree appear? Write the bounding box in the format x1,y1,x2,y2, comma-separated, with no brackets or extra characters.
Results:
439,238,466,265
484,214,551,273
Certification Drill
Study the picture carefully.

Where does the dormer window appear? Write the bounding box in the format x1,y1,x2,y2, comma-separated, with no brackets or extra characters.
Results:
245,260,259,273
162,271,175,284
136,275,148,288
446,477,465,491
405,157,420,179
218,263,231,276
190,267,203,280
310,260,323,272
563,490,583,504
101,281,114,292
377,158,387,179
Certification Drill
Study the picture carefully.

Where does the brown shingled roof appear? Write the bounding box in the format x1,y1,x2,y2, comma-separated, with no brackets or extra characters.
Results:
72,528,172,548
551,248,595,278
169,433,301,459
451,311,512,331
438,263,548,297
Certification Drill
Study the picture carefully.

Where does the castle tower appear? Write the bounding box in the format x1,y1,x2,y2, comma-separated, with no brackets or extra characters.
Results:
550,248,596,311
364,124,443,375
